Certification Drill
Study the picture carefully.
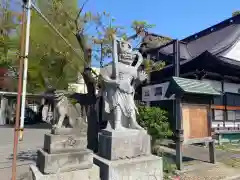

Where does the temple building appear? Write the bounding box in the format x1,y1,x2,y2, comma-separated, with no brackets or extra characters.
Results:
140,14,240,129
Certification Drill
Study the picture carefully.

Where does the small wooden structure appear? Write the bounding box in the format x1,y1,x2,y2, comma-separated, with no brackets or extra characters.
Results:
165,76,221,170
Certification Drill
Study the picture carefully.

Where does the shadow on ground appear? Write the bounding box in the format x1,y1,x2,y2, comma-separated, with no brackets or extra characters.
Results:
24,122,52,129
7,150,37,162
161,151,210,165
0,122,51,129
155,144,211,165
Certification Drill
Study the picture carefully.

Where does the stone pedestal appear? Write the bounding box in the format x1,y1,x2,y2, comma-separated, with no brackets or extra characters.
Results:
28,128,100,180
29,164,100,180
99,129,151,160
94,129,163,180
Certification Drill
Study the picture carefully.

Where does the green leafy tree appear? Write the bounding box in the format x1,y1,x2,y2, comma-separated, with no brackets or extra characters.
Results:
0,0,22,91
232,11,240,17
139,33,172,74
0,0,20,67
27,0,83,92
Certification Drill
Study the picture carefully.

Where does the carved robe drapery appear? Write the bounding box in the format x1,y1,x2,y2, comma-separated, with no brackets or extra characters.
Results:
101,62,138,118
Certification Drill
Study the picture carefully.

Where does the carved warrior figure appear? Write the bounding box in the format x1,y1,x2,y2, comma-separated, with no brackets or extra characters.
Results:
100,35,148,131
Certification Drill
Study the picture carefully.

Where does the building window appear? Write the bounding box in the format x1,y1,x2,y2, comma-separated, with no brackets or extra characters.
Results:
214,110,224,121
214,110,240,122
144,90,150,97
154,86,162,96
227,111,235,121
236,111,240,121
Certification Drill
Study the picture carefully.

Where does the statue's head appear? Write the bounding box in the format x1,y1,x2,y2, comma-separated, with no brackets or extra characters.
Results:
117,38,134,65
117,38,132,54
54,90,67,101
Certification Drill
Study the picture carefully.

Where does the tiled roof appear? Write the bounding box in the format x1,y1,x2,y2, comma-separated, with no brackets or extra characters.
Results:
166,77,221,97
144,14,240,62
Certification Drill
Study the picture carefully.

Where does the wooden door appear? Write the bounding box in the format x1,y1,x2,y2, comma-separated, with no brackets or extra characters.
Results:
182,104,210,140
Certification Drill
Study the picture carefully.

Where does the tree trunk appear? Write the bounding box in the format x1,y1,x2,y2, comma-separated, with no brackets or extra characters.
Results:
81,66,99,152
75,31,108,152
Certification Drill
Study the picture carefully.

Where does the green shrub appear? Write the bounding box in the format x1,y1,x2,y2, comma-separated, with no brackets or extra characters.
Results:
137,106,176,178
137,105,173,145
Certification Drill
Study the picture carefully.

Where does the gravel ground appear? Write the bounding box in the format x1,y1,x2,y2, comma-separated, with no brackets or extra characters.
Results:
179,174,227,180
160,145,240,180
177,162,240,180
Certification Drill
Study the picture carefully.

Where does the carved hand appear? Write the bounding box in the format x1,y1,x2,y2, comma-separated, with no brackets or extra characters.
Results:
137,70,148,82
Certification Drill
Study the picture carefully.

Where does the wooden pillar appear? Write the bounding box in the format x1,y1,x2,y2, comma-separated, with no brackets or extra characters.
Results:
174,40,180,77
208,101,216,163
209,141,216,163
173,40,183,170
221,79,227,127
175,99,183,170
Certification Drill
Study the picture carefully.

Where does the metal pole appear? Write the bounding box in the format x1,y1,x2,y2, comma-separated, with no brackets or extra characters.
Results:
173,39,183,170
173,40,180,77
19,0,32,141
11,4,26,180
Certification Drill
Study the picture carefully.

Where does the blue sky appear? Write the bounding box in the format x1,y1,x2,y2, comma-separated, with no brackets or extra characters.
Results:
82,0,240,39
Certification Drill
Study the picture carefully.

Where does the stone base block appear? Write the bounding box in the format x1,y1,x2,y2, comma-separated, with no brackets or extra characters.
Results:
93,154,163,180
28,164,100,180
43,133,87,154
98,129,151,160
36,148,93,174
51,127,86,135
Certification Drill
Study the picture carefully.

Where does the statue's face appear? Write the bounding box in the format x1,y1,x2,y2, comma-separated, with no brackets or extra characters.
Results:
118,39,132,54
117,39,133,65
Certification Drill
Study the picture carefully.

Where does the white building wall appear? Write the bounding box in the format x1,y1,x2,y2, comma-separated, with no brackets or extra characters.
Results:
68,67,100,94
222,38,240,61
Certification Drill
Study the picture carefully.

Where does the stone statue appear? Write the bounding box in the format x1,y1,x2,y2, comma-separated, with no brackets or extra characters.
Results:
52,90,74,128
42,89,86,130
100,35,148,131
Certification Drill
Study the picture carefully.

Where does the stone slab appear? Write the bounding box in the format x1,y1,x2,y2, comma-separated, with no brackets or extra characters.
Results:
98,129,151,160
51,127,85,135
36,148,93,174
28,164,100,180
93,154,163,180
43,133,87,154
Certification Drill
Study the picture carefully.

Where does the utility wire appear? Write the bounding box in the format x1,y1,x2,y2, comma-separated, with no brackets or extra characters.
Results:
31,3,146,76
31,3,85,63
31,3,100,77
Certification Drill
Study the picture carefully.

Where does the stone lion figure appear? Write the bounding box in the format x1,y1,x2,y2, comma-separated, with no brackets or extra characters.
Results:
42,89,86,130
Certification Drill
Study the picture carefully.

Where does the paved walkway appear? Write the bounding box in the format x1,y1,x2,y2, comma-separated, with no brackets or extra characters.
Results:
1,125,240,179
0,124,50,180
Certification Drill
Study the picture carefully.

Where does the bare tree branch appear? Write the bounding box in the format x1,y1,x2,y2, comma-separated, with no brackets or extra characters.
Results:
75,0,89,32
